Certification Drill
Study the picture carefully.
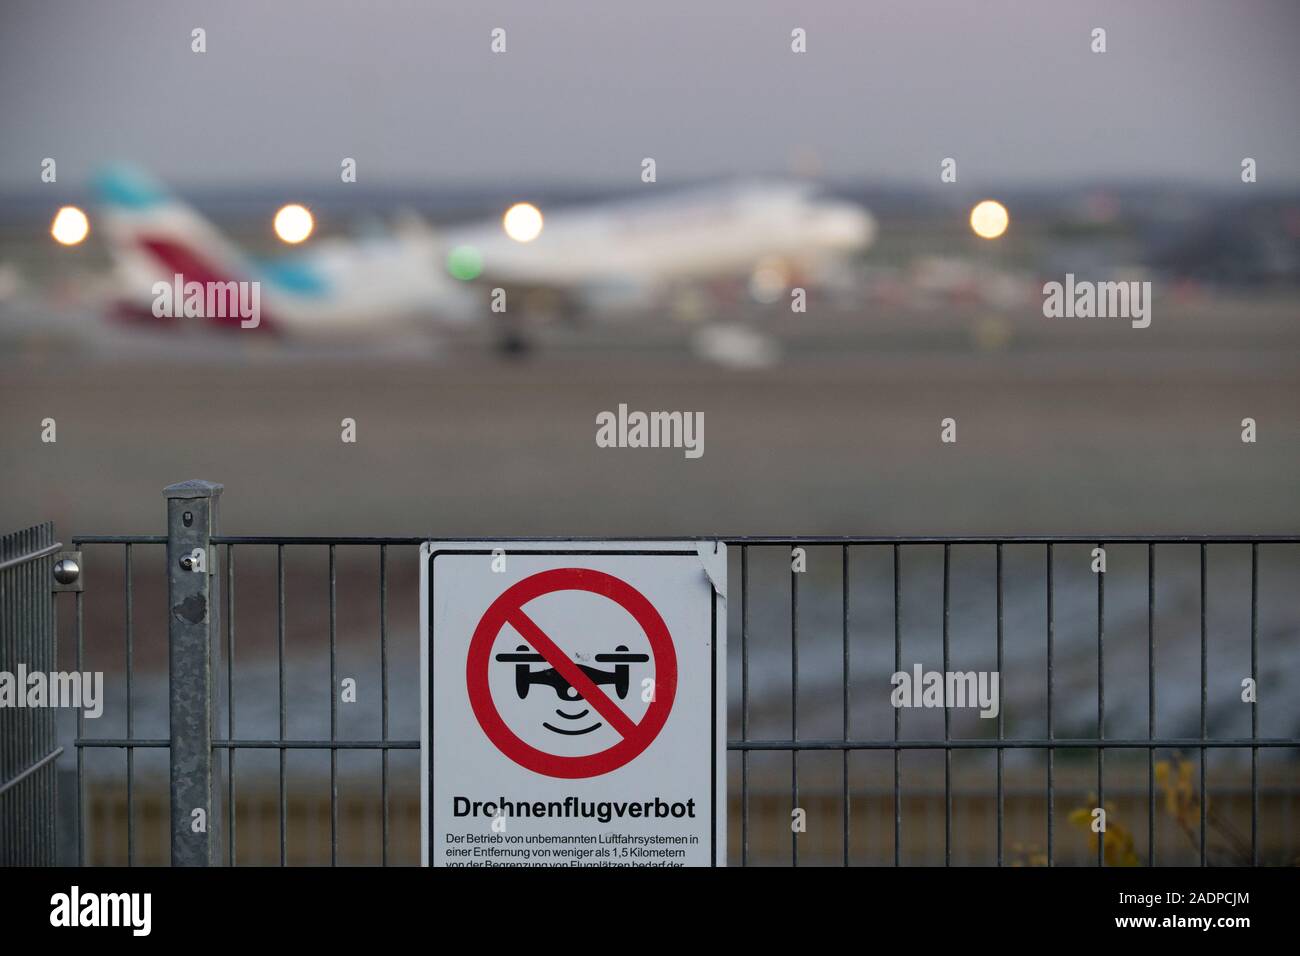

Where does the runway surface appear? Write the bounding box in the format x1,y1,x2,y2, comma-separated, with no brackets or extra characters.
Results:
2,308,1296,538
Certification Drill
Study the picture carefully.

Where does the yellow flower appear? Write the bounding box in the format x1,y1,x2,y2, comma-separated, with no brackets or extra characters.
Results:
1068,808,1093,828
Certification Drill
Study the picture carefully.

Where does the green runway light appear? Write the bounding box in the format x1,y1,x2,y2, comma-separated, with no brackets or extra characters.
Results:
446,245,483,281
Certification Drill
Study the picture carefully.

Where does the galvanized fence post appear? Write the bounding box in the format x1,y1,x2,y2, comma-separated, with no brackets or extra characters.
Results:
165,479,222,865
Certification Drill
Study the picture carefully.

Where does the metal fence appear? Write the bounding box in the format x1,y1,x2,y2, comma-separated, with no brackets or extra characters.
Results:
0,522,63,865
35,482,1300,865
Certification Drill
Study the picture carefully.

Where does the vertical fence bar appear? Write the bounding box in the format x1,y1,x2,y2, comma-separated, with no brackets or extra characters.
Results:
45,533,57,863
942,543,951,866
226,543,236,866
20,529,27,862
23,531,31,863
12,531,22,861
12,531,19,858
16,529,23,861
49,560,58,862
13,532,20,858
49,537,57,863
29,530,37,864
4,531,19,860
1199,543,1207,866
1148,544,1155,866
39,530,50,863
2,535,10,857
7,532,16,858
25,529,31,863
893,544,901,866
329,544,338,866
24,531,32,861
1046,543,1054,866
3,538,9,855
4,535,11,856
12,529,21,861
20,529,27,863
740,545,749,867
790,551,799,867
995,543,1004,867
13,528,22,858
164,479,222,866
27,530,35,863
33,530,42,863
842,545,850,867
32,531,41,862
75,587,84,865
380,544,390,867
16,531,23,860
7,534,14,857
28,529,35,864
32,530,40,863
1097,541,1105,867
125,542,134,866
36,529,48,864
2,536,10,856
25,529,32,863
1250,543,1258,866
278,544,287,866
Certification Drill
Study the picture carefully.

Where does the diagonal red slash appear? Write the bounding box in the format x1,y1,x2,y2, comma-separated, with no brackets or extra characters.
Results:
505,607,639,739
466,567,678,779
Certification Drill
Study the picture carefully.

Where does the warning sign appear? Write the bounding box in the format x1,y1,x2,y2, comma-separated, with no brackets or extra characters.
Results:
421,542,726,867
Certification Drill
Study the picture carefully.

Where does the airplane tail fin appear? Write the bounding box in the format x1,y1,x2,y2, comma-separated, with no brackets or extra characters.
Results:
93,164,263,329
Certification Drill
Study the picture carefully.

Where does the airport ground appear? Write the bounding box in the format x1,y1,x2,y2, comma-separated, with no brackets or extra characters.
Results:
1,296,1296,537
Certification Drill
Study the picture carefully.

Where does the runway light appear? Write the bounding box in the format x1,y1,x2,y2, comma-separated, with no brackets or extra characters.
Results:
969,200,1009,240
503,202,543,243
274,204,314,244
51,206,89,246
446,244,484,281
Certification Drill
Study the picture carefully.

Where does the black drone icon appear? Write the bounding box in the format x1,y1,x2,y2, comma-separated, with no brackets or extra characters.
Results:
494,644,650,736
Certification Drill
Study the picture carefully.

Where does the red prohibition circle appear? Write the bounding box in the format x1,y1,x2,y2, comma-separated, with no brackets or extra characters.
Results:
466,567,678,779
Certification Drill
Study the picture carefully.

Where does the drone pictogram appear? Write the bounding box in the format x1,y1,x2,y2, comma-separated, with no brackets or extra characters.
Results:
495,644,650,736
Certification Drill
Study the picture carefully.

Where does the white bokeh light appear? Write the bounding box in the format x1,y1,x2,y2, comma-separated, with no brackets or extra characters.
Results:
503,202,544,243
274,203,315,244
969,200,1009,240
51,206,90,245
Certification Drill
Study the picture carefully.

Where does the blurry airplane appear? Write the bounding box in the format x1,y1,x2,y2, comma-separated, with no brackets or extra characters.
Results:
92,166,875,354
452,180,874,316
93,165,479,339
448,179,874,359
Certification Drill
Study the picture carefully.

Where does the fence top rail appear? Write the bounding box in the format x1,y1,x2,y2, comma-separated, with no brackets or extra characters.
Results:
70,534,1300,546
0,539,62,572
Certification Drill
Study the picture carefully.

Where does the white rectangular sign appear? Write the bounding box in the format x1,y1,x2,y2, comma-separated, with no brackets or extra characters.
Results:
421,541,727,867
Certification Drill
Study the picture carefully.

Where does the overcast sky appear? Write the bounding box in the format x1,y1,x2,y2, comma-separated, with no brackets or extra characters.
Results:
2,0,1298,191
